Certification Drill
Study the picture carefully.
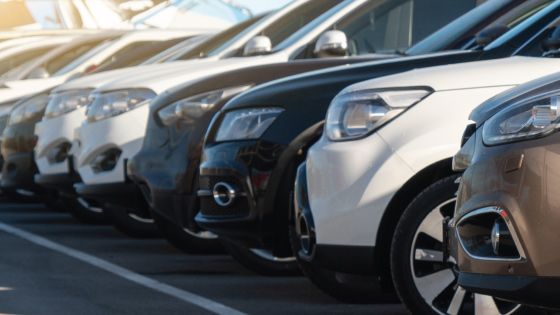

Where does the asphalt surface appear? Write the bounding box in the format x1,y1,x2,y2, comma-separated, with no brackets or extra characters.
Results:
0,200,409,315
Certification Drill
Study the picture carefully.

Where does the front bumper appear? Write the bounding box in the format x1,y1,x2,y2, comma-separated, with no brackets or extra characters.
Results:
35,107,86,175
1,121,39,191
459,273,560,309
196,140,286,248
76,103,149,185
294,162,376,274
305,133,414,248
34,170,81,195
1,152,37,191
454,128,560,309
74,181,148,214
128,111,206,231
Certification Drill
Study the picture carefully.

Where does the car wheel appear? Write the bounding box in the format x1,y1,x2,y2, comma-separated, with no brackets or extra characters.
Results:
391,175,525,315
220,239,299,276
151,210,222,254
103,203,160,238
64,196,108,224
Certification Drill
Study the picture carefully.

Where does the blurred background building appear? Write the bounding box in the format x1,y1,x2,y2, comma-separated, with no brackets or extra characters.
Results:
0,0,292,30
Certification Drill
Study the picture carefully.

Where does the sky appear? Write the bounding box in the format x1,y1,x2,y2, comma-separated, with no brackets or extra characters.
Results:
232,0,293,14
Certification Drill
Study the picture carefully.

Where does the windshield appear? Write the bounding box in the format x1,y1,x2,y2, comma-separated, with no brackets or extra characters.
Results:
485,0,556,51
93,38,187,72
142,35,210,64
278,0,478,58
0,45,54,76
206,0,341,57
133,0,250,29
49,39,115,77
172,13,265,60
407,0,552,55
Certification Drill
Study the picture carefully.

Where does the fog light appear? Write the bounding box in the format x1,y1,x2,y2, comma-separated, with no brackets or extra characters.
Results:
456,207,523,261
491,219,517,257
212,182,236,207
47,142,71,164
90,148,121,173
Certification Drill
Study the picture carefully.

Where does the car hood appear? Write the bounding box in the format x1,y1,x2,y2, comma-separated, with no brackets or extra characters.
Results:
94,56,277,94
469,71,560,126
0,77,65,104
344,56,560,93
53,60,214,92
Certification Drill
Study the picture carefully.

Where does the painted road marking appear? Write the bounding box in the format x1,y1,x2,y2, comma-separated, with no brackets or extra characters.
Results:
0,222,246,315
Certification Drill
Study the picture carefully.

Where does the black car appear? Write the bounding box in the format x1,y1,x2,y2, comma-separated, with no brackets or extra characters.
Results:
195,0,560,303
128,0,480,252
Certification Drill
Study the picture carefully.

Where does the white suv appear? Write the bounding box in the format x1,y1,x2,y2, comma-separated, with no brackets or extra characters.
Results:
295,56,560,314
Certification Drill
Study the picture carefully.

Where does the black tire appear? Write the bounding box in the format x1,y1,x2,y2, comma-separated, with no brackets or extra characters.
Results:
103,204,160,238
151,210,222,254
288,224,395,304
64,196,108,224
391,175,527,315
220,239,299,276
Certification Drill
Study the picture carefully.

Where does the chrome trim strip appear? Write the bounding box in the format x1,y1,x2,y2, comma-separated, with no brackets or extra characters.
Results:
456,206,526,262
197,190,212,197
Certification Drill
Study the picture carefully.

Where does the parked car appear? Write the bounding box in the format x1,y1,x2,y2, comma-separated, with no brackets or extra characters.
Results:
0,35,78,77
127,59,389,252
128,0,512,258
451,69,560,311
72,0,472,238
195,0,560,303
31,3,312,227
0,29,200,108
0,33,201,218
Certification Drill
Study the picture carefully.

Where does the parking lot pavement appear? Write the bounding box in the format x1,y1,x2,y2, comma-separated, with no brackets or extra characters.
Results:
0,201,409,315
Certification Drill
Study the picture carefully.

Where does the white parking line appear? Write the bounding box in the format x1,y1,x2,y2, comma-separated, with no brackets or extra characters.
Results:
0,221,246,315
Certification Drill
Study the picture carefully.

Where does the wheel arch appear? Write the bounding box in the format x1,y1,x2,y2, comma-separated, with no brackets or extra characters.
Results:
374,157,458,290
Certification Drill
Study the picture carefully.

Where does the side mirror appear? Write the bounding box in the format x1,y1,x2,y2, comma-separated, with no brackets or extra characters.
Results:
474,25,509,47
27,67,49,79
66,72,84,82
243,36,272,56
542,27,560,57
314,30,348,58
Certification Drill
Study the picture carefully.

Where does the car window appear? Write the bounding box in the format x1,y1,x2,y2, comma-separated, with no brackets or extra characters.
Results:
142,35,209,64
292,0,478,59
408,0,551,55
174,14,265,60
92,38,185,72
0,46,53,76
46,39,115,77
485,0,558,52
207,0,341,57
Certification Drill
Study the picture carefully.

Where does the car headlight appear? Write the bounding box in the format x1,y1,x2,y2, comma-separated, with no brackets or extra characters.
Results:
86,89,156,123
158,85,252,126
483,94,560,145
215,107,284,142
45,89,93,120
325,89,432,141
8,93,50,126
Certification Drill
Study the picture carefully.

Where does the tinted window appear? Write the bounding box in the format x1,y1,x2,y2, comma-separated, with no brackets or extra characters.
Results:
48,39,117,77
207,0,341,57
25,38,112,79
175,14,265,60
0,46,53,75
92,38,185,72
293,0,477,59
408,0,552,55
